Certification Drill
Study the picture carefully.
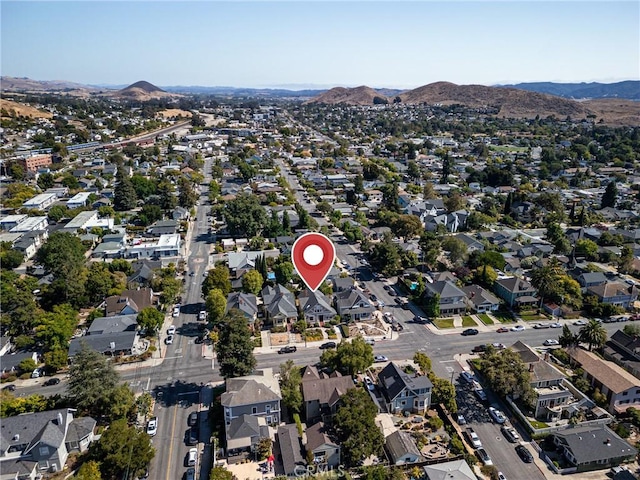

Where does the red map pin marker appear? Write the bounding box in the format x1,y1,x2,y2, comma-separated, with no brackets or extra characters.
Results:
291,233,336,292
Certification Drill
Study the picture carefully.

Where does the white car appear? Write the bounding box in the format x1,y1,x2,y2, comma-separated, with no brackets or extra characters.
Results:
573,319,587,326
543,339,559,346
172,307,180,318
167,325,177,335
165,335,174,345
549,322,562,328
363,376,375,391
146,417,158,436
198,310,207,321
374,355,388,363
498,473,507,480
488,406,507,424
510,325,525,332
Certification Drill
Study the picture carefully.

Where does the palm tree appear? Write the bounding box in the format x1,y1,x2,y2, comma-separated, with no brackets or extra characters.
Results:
579,319,607,351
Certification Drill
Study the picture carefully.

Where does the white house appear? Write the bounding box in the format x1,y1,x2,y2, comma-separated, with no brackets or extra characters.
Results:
9,216,48,233
127,234,181,259
66,192,92,209
22,193,57,210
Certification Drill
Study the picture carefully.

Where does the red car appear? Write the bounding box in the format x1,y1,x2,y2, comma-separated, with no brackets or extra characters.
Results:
496,327,509,333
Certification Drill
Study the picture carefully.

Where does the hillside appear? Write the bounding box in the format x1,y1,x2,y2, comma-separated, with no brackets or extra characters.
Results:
0,76,95,96
108,80,178,100
503,81,640,101
0,98,53,119
306,86,389,105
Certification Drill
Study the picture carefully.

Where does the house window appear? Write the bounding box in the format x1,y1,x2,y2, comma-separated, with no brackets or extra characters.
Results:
252,407,257,414
623,391,629,396
266,405,271,414
401,400,406,406
266,416,272,424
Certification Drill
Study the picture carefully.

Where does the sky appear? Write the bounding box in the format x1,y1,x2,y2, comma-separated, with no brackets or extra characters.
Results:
1,1,639,89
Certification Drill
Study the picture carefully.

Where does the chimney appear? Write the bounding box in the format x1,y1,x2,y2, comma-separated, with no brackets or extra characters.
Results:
529,363,534,372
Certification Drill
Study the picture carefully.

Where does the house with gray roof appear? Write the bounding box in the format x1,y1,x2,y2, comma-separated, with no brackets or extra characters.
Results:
226,414,269,454
586,282,638,310
462,284,500,313
551,425,636,473
301,366,355,424
333,288,374,321
385,430,423,465
277,425,304,477
0,408,95,476
226,292,259,326
87,314,137,335
577,271,608,288
0,351,38,374
377,362,432,414
305,422,340,469
299,289,336,325
423,459,476,480
261,284,297,327
221,368,281,447
493,277,538,308
423,281,467,316
68,331,138,358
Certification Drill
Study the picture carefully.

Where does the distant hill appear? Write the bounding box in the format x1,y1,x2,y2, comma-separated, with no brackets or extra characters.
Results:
108,80,178,100
0,98,54,119
309,86,391,105
0,76,96,96
502,81,640,101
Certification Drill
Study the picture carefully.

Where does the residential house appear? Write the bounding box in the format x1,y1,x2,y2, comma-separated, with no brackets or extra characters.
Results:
604,330,640,379
568,347,640,414
22,193,57,210
13,230,49,261
305,422,340,469
0,214,27,231
172,206,190,221
126,233,181,259
0,408,95,476
226,292,259,326
385,430,423,465
577,272,608,288
261,284,297,327
221,368,281,446
300,366,355,424
225,414,269,454
551,425,637,473
104,288,154,317
277,425,304,477
377,362,432,414
462,285,500,313
127,259,162,287
493,277,538,309
66,192,92,209
423,459,476,480
0,351,38,375
423,281,467,316
146,219,178,237
333,288,375,321
298,289,336,325
9,216,48,233
586,282,638,310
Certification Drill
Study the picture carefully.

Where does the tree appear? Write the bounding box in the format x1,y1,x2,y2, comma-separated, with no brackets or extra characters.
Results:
474,264,498,288
369,236,402,277
241,270,263,295
74,460,102,480
413,352,432,374
575,239,599,260
113,169,137,211
333,388,384,467
206,288,227,324
210,466,237,480
393,215,423,240
441,237,467,266
136,307,164,334
440,152,452,184
579,319,607,351
419,232,441,269
273,261,294,285
47,204,70,222
37,172,55,190
282,210,291,233
407,161,421,179
320,337,374,376
0,242,23,269
178,176,198,209
35,303,77,352
601,180,618,209
424,293,440,318
423,182,437,199
623,324,640,337
381,182,400,213
202,265,232,297
36,232,87,306
224,193,267,237
216,309,257,379
354,174,364,194
545,222,570,254
559,324,579,348
279,360,303,414
90,418,154,480
19,357,37,375
444,192,467,213
478,348,535,407
67,342,121,418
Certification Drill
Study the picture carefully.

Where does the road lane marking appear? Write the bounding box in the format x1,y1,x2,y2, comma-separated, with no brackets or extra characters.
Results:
164,400,180,480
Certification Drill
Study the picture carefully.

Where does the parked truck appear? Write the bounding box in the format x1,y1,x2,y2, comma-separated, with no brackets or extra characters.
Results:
465,427,483,449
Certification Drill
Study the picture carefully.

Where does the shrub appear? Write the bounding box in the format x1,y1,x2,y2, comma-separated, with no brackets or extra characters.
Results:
339,324,349,338
429,416,444,430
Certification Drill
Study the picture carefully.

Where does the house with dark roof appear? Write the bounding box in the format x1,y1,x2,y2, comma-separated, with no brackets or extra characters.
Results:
68,314,139,359
493,277,538,308
423,281,467,316
385,430,423,465
127,259,162,287
568,347,640,414
0,408,95,476
333,288,374,321
300,366,355,424
145,219,178,237
104,288,155,317
226,292,259,326
221,368,281,450
305,422,340,469
261,284,297,327
377,362,432,414
577,271,608,288
551,425,637,473
277,425,304,477
225,414,269,454
299,289,336,325
462,285,500,313
586,282,638,310
603,330,640,379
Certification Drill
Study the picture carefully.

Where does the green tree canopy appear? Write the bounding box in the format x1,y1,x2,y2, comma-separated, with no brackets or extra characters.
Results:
205,288,227,325
579,319,607,351
74,460,102,480
279,359,303,414
216,309,257,379
136,307,164,334
601,180,618,209
320,337,374,376
113,169,137,211
223,193,267,238
202,265,232,297
478,348,535,407
273,261,294,285
241,270,263,295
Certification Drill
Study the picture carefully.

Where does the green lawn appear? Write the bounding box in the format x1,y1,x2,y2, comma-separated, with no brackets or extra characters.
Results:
530,420,550,429
493,310,514,323
462,316,477,327
520,313,547,322
478,313,494,325
433,318,455,329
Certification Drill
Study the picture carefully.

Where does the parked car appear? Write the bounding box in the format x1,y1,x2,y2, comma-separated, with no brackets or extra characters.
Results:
370,294,378,302
510,325,525,332
461,371,476,383
44,378,60,386
278,346,297,354
188,411,198,427
186,427,198,446
573,319,587,326
462,328,479,336
186,448,197,467
363,376,375,391
496,327,509,333
167,325,177,335
472,344,487,353
497,473,507,480
319,341,337,350
465,427,482,449
146,417,158,436
413,315,428,323
477,448,493,466
456,414,467,425
475,388,488,403
185,468,195,480
491,343,505,350
374,355,389,363
365,338,375,345
549,322,562,328
165,335,174,345
501,425,520,443
488,406,507,424
198,311,207,321
172,307,180,317
515,445,533,463
533,322,550,329
543,339,559,346
3,384,16,392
